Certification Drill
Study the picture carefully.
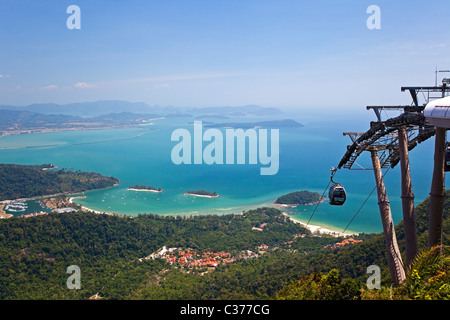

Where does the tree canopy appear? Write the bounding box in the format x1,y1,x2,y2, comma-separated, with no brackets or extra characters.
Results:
0,192,449,300
275,190,322,205
0,164,119,201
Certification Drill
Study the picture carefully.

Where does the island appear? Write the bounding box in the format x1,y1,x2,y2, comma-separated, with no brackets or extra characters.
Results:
274,190,324,207
128,184,163,193
184,190,219,198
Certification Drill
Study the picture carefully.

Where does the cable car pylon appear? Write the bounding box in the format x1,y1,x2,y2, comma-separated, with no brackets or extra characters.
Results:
398,126,418,268
334,75,450,285
369,146,406,284
424,94,450,252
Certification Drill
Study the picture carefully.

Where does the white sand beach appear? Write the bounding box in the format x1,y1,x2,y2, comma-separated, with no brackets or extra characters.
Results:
79,204,116,216
281,212,355,237
69,196,115,216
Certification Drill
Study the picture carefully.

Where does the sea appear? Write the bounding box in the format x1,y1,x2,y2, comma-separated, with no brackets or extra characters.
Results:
0,111,446,234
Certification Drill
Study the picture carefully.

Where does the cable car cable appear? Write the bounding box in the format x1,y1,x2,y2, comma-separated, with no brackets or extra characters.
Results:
306,165,390,236
339,184,376,237
305,179,332,229
339,166,391,236
305,167,344,230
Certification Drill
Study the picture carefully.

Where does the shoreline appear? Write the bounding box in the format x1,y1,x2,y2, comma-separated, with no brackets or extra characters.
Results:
69,196,116,216
80,204,116,216
60,187,356,236
71,193,355,236
281,212,355,237
68,194,116,216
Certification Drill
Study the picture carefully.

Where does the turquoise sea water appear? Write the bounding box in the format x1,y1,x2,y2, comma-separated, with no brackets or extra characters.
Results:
0,114,445,234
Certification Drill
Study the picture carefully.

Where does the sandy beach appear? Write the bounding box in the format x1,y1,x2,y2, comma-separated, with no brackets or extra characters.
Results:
68,195,116,216
68,192,352,236
281,212,355,237
78,203,116,216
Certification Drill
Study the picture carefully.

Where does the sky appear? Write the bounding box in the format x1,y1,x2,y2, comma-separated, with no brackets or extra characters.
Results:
0,0,449,113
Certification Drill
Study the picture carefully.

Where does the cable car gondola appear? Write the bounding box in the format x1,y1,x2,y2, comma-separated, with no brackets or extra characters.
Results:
329,167,346,205
329,183,346,205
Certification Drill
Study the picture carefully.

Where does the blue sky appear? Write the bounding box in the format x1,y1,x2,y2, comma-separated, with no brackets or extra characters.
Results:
0,0,449,112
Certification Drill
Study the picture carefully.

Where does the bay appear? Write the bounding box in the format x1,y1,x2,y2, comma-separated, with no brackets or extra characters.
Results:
0,114,444,234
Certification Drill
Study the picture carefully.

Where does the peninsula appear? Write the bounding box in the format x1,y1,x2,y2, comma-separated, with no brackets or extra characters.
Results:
0,164,120,201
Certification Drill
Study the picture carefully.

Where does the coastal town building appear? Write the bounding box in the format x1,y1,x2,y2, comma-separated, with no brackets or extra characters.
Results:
141,245,269,271
324,238,363,249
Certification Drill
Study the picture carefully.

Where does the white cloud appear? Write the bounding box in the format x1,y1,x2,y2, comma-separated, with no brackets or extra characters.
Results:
154,83,170,89
0,74,10,79
41,84,58,90
74,82,95,89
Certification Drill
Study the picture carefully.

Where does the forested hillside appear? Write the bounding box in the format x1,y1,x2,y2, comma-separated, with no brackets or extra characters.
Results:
0,193,448,300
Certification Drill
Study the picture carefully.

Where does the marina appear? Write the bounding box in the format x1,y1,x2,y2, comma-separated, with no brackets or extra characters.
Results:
2,199,52,217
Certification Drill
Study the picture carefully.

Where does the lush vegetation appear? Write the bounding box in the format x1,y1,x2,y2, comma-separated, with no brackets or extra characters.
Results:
0,164,119,201
0,191,449,300
0,207,310,299
274,191,450,300
275,269,361,300
275,190,322,205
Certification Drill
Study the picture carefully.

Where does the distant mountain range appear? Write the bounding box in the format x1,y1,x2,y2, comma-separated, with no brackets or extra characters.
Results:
0,100,283,118
0,100,295,136
0,101,153,117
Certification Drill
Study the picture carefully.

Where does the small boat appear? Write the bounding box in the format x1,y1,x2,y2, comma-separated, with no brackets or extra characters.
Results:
8,207,26,212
